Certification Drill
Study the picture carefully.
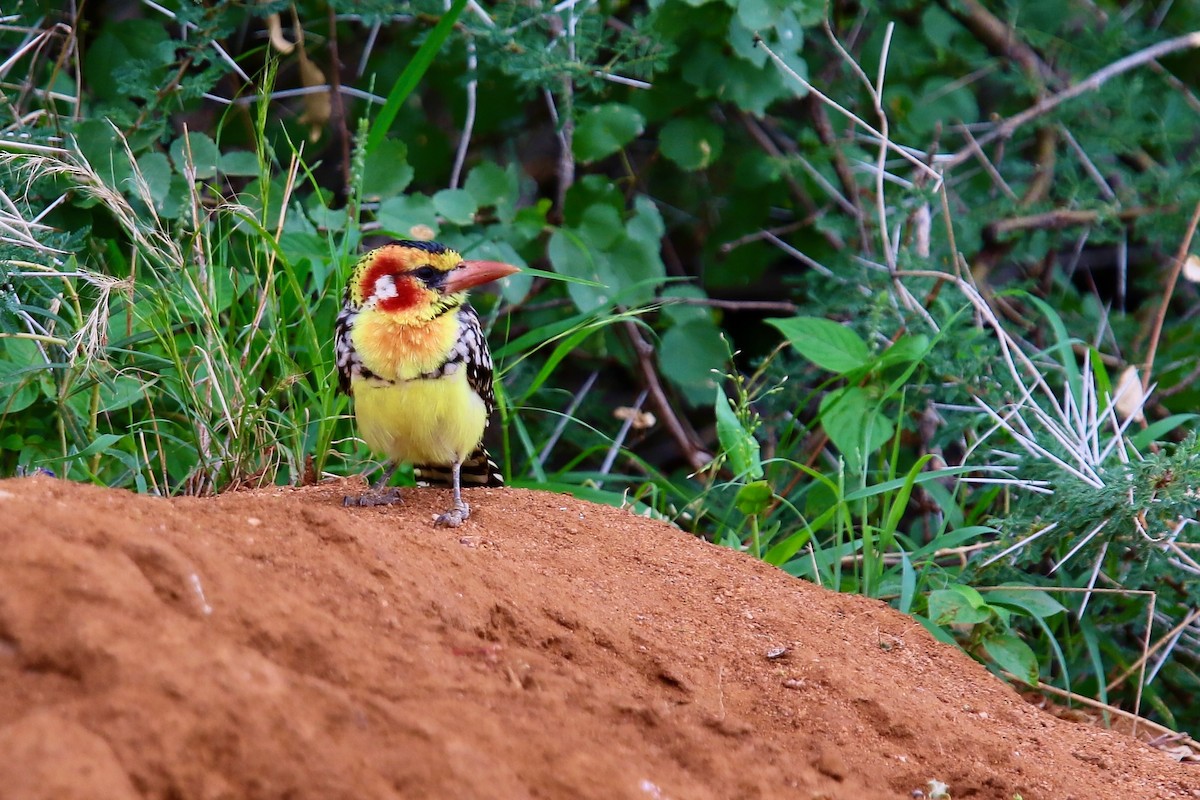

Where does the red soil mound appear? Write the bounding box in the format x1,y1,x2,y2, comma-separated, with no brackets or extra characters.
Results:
0,475,1196,799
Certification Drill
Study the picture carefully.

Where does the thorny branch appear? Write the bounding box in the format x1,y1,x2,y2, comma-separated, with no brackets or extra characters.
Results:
943,31,1200,170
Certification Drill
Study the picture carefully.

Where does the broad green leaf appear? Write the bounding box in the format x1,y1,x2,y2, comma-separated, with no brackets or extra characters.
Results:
715,388,762,479
548,228,610,312
563,175,626,227
927,588,991,626
878,334,931,367
983,633,1040,686
220,150,261,177
376,194,440,239
74,119,131,187
432,188,478,225
464,162,517,209
735,480,772,516
169,132,220,180
660,319,725,402
660,117,725,171
0,338,45,414
577,203,624,251
819,386,894,467
574,103,646,162
97,374,145,413
628,194,666,242
735,0,775,29
83,19,171,100
983,587,1067,620
136,151,172,206
661,285,712,326
361,140,414,200
767,316,869,373
948,582,989,609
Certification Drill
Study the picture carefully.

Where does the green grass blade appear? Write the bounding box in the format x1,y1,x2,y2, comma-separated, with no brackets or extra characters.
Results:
366,0,469,155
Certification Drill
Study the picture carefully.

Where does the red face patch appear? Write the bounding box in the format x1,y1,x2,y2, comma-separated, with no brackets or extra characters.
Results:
359,252,423,312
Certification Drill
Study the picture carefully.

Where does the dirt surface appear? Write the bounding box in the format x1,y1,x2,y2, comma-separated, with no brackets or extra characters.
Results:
0,475,1197,800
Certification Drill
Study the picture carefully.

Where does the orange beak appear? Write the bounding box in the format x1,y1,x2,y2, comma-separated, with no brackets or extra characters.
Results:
444,260,521,293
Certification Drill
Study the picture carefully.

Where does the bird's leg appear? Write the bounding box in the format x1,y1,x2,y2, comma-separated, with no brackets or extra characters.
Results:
343,462,403,507
434,461,471,527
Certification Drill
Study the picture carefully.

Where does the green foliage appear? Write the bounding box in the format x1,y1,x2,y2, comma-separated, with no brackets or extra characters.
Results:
6,0,1200,735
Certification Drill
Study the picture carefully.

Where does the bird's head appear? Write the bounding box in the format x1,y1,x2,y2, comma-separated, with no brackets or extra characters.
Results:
348,240,520,322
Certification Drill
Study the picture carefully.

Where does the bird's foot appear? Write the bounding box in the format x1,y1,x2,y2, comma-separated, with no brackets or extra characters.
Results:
435,501,471,528
343,487,403,507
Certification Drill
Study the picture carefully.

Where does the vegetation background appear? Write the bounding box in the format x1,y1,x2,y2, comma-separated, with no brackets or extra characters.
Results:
3,0,1200,741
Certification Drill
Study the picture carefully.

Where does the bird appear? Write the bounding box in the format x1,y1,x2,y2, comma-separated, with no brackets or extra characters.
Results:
334,240,519,527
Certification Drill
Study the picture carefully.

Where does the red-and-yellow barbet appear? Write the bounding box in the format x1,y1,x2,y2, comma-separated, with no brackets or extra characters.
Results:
334,240,519,526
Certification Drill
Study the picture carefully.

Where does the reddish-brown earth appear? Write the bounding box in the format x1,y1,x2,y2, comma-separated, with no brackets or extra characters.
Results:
0,474,1197,799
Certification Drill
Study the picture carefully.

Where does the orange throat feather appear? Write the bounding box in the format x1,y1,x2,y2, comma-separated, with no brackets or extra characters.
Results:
350,308,460,381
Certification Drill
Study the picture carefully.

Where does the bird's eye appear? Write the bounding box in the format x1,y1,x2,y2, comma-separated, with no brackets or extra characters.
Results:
411,266,442,286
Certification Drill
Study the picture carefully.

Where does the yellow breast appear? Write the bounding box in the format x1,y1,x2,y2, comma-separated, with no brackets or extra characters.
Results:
351,370,487,466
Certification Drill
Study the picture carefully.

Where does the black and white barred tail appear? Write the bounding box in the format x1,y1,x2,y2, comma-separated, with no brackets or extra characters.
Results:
414,446,504,488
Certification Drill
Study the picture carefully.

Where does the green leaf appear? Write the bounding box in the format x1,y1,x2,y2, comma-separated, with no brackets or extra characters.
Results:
660,117,725,171
983,587,1067,620
878,334,931,367
0,338,46,414
366,0,468,154
136,151,172,205
660,319,725,402
982,633,1040,686
548,229,610,312
898,550,916,614
577,203,624,251
464,162,517,209
376,195,440,239
927,588,991,626
662,285,713,326
1130,414,1199,449
432,188,478,225
38,433,124,463
361,140,414,200
735,480,772,516
818,386,894,468
574,103,646,162
715,388,762,479
83,19,171,100
220,150,261,177
169,132,220,180
97,374,145,413
74,119,131,187
767,316,869,373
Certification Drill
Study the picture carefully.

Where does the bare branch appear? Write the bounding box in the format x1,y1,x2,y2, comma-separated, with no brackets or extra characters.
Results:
945,31,1200,170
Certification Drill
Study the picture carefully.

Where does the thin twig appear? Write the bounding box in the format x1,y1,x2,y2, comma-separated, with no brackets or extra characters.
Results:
449,34,478,189
326,4,351,192
755,38,941,184
665,297,799,314
945,31,1200,169
596,388,649,487
622,320,710,472
537,370,598,467
956,123,1017,201
1141,199,1200,394
986,206,1165,239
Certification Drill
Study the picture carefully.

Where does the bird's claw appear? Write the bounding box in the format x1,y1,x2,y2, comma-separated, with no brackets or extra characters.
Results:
343,487,403,507
435,502,471,527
